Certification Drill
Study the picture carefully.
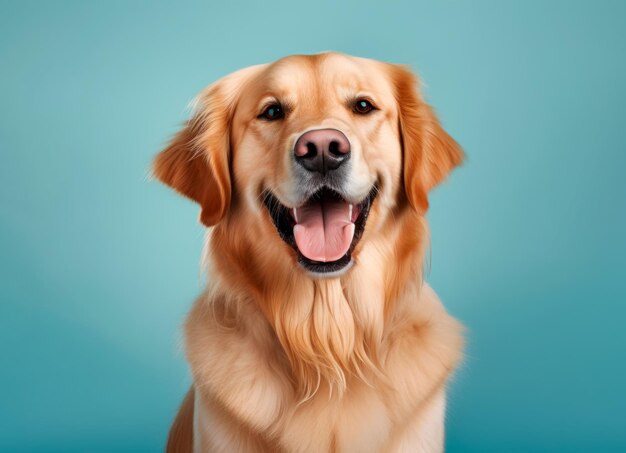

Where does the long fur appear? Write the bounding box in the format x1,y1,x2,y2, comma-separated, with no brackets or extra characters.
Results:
156,52,464,452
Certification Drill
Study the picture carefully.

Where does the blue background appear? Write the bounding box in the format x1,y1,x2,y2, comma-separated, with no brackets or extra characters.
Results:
1,1,625,451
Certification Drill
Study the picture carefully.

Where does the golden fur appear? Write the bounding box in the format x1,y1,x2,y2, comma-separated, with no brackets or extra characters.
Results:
154,52,464,452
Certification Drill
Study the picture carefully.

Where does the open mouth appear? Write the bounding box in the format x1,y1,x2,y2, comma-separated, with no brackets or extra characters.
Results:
263,186,377,275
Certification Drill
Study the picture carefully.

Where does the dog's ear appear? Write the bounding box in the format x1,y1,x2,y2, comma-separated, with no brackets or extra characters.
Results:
153,65,263,226
390,64,464,212
153,112,230,227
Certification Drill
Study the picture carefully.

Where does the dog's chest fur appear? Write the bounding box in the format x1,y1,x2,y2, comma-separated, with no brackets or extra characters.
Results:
185,282,462,452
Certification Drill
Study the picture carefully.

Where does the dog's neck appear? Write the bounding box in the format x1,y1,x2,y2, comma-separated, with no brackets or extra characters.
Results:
206,208,428,399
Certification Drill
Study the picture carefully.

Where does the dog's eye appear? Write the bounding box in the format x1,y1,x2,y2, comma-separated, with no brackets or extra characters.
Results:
259,103,284,121
353,99,376,115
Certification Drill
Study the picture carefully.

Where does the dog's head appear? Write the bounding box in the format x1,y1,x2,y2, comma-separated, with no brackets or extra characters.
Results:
154,53,462,278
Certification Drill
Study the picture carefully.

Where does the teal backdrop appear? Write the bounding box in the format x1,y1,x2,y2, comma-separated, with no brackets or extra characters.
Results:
1,1,625,451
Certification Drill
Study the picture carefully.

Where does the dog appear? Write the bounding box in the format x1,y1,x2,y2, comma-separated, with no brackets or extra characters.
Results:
154,52,464,452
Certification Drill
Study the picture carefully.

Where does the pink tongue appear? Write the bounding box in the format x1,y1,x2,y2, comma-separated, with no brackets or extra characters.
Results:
293,200,355,262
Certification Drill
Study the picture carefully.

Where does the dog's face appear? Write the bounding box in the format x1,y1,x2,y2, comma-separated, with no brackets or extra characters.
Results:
154,53,462,277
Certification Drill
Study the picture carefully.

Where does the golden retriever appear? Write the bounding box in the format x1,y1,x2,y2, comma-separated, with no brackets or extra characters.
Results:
154,52,464,453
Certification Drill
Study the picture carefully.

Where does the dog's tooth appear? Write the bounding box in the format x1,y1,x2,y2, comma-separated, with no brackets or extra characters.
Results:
348,204,353,222
293,208,298,223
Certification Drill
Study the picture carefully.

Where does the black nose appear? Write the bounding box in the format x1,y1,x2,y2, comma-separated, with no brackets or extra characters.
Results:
294,128,351,174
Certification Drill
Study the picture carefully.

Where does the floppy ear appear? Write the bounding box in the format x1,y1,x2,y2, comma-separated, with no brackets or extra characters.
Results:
153,72,246,227
153,112,230,227
391,65,464,213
